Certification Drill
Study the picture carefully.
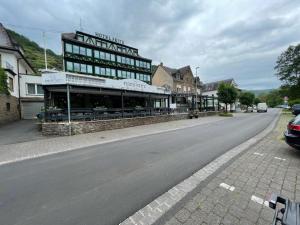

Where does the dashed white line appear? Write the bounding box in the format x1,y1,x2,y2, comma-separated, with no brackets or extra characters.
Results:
254,152,264,156
220,183,235,191
251,195,269,207
274,157,286,161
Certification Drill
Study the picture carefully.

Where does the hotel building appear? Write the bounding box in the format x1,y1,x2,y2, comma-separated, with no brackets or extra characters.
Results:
62,31,152,84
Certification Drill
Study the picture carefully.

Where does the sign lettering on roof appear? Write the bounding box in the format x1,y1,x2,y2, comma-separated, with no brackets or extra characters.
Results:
76,32,138,56
95,32,124,45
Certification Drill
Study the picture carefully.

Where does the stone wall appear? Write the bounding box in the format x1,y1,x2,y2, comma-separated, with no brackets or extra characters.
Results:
0,94,19,125
42,112,218,136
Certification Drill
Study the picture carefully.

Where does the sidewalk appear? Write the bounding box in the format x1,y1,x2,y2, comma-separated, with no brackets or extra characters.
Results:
0,115,227,166
163,113,300,225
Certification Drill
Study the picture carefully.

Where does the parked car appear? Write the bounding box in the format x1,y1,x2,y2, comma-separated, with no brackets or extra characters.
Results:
247,106,253,112
257,103,268,112
292,104,300,116
284,114,300,150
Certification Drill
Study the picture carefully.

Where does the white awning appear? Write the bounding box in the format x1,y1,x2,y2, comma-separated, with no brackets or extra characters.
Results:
42,71,171,95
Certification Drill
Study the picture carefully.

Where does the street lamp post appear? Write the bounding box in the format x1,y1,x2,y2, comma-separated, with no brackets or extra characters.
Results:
195,67,200,110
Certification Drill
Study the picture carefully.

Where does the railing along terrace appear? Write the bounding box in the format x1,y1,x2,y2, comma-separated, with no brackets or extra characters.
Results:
43,107,171,122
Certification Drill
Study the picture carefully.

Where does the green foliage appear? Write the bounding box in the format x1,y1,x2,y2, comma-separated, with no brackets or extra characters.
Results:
219,112,233,117
239,92,255,109
275,44,300,86
254,98,260,105
6,29,62,71
0,68,9,95
289,99,300,106
259,89,283,107
275,44,300,102
217,82,238,112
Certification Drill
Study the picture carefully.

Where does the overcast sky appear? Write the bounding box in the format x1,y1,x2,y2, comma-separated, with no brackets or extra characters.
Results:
1,0,300,89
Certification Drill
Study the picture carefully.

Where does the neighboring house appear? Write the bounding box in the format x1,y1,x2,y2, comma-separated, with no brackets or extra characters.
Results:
152,63,201,110
202,78,240,111
0,23,43,121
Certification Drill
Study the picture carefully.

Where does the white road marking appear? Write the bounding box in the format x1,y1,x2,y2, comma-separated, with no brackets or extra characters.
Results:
274,157,286,161
254,152,264,156
251,195,269,207
220,183,235,191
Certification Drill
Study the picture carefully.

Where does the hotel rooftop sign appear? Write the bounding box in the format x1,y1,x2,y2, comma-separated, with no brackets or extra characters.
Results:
95,32,124,45
76,31,139,57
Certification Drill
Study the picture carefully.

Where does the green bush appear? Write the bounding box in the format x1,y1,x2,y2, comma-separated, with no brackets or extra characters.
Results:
219,112,233,117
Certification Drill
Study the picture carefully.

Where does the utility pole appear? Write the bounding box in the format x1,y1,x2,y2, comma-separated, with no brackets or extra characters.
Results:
42,31,48,70
195,67,200,110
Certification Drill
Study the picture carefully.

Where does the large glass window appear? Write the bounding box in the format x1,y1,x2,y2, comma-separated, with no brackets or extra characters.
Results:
87,65,93,74
79,46,86,55
74,63,80,72
105,53,111,61
8,77,13,91
117,56,121,63
66,61,73,71
111,69,116,77
73,45,79,54
65,43,72,53
111,54,115,61
100,51,105,60
80,64,87,73
37,85,44,95
27,83,35,95
86,48,92,57
94,50,100,59
100,68,105,75
95,66,100,75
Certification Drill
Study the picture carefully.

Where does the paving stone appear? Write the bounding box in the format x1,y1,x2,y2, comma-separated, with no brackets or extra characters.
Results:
206,212,221,225
222,213,239,225
175,208,191,223
165,218,181,225
212,204,228,217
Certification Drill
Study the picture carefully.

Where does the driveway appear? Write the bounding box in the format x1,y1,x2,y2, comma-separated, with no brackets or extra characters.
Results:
0,120,46,145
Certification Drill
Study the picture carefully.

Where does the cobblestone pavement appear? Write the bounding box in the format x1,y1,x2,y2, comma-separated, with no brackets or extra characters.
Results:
163,113,300,225
0,115,227,165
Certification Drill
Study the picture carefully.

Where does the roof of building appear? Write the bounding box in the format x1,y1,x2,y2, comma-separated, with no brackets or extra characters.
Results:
152,63,192,78
0,23,35,72
202,78,236,92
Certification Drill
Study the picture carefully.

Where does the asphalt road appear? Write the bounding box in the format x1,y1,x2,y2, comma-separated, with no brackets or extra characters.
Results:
0,109,279,225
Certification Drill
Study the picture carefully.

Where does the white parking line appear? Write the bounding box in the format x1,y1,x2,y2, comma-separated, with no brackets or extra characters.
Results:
220,183,235,191
254,152,264,156
251,195,269,207
274,157,286,161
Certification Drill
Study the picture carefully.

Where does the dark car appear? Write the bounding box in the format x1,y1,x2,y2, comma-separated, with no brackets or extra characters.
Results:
292,104,300,116
285,114,300,150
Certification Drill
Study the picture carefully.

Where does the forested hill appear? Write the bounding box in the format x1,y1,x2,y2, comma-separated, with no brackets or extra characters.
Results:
6,29,62,71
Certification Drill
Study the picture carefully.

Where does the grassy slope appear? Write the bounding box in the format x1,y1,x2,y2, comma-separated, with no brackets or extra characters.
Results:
6,29,62,72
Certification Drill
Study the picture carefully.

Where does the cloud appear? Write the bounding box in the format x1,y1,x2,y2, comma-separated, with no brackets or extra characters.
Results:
0,0,299,89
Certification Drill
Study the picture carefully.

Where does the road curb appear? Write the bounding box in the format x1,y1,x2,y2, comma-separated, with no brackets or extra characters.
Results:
119,112,281,225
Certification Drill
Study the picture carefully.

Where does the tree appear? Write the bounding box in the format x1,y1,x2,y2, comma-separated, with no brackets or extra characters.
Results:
275,44,300,86
254,98,260,106
0,68,9,95
217,82,238,113
266,90,283,107
239,92,255,111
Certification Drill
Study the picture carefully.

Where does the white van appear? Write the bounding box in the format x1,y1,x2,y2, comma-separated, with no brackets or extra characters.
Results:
257,103,268,112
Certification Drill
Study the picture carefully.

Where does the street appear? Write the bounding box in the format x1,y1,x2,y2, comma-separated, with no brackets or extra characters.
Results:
0,110,279,225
